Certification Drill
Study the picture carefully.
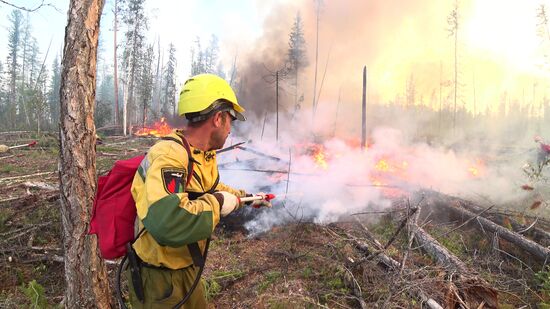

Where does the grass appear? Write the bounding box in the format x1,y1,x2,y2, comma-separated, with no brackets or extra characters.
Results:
0,164,23,174
257,271,282,293
204,269,246,301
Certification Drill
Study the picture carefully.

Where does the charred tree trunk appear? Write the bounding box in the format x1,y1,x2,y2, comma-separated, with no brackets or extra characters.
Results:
361,66,367,150
59,0,111,307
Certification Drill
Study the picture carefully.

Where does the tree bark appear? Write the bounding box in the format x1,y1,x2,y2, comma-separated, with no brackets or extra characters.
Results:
59,0,112,308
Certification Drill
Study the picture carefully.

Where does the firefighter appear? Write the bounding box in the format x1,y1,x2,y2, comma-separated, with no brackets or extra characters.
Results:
128,73,271,308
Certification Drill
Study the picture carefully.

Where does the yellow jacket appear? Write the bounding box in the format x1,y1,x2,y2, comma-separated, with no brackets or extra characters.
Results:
131,131,245,269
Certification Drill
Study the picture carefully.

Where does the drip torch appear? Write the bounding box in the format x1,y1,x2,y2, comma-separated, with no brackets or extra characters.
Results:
239,194,276,207
0,141,37,153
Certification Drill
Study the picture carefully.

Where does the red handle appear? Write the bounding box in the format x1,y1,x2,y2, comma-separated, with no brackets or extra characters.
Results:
265,194,275,201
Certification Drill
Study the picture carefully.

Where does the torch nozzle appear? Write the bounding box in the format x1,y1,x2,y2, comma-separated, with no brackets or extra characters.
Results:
239,193,276,203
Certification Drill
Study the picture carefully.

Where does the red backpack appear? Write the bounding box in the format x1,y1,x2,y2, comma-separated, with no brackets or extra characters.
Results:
89,136,193,259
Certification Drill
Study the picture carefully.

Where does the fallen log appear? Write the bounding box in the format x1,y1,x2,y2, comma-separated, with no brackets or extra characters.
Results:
333,226,443,309
411,224,498,308
425,190,550,247
458,197,550,247
424,191,550,263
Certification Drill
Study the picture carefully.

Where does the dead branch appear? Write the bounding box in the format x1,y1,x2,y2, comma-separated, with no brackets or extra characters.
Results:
0,222,50,238
401,205,421,274
385,207,418,249
23,181,58,191
0,171,56,184
411,224,498,308
342,265,368,309
0,155,15,160
338,228,443,308
0,222,51,243
0,196,22,204
0,0,57,12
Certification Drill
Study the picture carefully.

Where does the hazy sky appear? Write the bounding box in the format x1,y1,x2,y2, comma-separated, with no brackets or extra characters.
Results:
2,0,550,120
0,0,279,81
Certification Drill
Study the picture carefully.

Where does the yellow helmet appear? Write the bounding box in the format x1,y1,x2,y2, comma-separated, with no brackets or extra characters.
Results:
178,74,245,121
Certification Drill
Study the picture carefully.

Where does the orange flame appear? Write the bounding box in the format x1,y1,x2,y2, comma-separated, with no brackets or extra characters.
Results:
467,159,485,178
314,150,328,169
134,117,173,137
375,159,390,172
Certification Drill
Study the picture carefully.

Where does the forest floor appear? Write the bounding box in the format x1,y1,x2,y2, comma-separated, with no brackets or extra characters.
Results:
0,132,549,308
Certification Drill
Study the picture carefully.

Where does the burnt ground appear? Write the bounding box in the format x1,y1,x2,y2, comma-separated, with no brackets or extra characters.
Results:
0,133,549,308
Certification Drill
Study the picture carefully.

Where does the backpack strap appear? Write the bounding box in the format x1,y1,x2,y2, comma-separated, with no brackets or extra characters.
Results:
160,136,195,186
186,173,219,200
161,135,208,270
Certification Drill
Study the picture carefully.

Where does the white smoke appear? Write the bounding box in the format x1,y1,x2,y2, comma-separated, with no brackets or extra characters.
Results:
218,105,544,235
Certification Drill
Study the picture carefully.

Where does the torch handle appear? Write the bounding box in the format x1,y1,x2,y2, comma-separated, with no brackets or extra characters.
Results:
239,193,276,203
9,141,37,149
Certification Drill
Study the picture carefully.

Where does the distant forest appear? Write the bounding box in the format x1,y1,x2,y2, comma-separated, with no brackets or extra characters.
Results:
1,1,550,146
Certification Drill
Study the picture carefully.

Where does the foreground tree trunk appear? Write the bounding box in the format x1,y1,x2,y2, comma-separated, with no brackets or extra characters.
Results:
59,0,111,307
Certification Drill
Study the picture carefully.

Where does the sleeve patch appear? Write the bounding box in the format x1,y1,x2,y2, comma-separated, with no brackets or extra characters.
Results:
161,168,186,194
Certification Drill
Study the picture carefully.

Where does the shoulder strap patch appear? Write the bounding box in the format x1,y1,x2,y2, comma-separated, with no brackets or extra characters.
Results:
160,136,194,186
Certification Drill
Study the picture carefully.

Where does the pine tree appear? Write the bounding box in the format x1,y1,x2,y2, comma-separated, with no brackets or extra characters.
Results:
287,12,308,113
205,35,219,74
95,72,113,128
48,55,61,128
191,35,221,75
190,37,204,75
137,44,154,126
163,43,176,116
0,62,6,129
6,9,23,129
121,0,147,134
59,0,112,306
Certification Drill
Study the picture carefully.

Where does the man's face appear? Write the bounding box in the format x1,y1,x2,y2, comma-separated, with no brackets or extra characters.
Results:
211,112,233,150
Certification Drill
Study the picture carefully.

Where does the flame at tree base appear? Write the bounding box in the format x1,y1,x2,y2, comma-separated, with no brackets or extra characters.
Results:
134,117,173,137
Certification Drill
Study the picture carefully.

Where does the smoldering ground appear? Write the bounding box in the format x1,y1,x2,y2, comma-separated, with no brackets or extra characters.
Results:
218,104,545,235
